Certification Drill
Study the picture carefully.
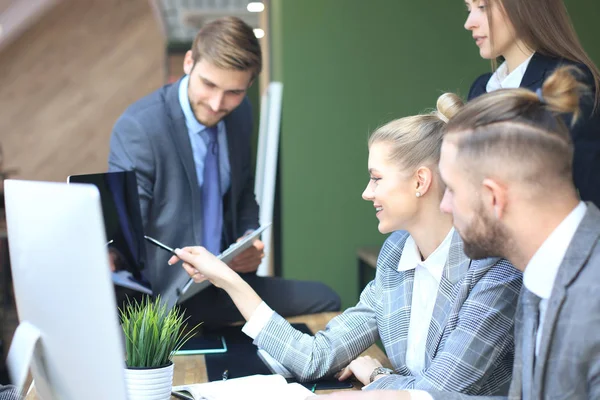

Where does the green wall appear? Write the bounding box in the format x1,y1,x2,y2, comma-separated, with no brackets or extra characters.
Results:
271,0,600,309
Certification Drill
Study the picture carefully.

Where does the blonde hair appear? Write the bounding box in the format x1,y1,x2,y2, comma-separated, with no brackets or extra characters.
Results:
487,0,600,108
191,17,262,79
445,66,584,188
369,93,464,171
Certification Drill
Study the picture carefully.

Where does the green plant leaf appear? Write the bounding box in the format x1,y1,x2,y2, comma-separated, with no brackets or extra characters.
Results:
119,295,201,368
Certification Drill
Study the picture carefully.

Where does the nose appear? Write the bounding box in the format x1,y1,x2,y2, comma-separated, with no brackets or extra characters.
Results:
464,10,477,31
440,188,453,214
208,92,225,112
362,182,374,201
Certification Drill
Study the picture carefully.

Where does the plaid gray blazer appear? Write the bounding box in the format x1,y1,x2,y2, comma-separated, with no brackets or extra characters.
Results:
253,230,522,395
0,385,20,400
427,203,600,400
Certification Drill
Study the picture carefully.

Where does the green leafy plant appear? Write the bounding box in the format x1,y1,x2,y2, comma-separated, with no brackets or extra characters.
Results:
119,296,201,368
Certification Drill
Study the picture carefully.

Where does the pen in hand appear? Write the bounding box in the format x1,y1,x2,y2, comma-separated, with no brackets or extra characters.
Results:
222,369,229,381
144,235,178,257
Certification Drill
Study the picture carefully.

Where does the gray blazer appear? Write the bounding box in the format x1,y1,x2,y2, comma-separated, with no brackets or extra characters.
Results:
253,231,522,395
429,203,600,400
108,78,258,305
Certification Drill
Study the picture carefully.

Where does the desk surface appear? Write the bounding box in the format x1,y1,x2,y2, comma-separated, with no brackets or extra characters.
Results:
26,312,390,398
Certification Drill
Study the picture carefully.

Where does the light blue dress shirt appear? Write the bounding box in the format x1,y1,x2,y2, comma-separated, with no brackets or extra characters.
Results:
178,75,231,195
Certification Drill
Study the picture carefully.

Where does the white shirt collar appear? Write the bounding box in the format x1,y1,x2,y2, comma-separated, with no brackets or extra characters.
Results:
486,54,534,92
523,202,587,299
398,228,455,282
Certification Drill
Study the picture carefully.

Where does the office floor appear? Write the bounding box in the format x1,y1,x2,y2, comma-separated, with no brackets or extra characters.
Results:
0,0,164,183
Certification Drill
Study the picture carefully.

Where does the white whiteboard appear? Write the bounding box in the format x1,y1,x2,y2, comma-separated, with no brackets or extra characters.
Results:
254,82,283,276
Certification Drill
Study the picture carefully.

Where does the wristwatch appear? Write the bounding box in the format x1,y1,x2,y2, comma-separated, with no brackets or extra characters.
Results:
369,366,394,383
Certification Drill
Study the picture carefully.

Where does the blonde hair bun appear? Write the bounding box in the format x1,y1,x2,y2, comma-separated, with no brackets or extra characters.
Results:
541,66,587,121
436,93,464,123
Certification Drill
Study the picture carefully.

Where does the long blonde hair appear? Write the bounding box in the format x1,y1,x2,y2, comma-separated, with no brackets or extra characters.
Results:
487,0,600,108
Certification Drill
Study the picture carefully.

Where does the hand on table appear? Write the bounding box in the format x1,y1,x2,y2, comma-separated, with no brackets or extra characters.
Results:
337,356,383,386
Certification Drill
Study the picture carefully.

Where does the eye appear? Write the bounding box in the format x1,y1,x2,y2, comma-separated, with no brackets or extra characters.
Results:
370,177,381,184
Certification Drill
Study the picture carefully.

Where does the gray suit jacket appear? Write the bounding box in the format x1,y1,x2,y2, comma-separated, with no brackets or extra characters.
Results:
429,203,600,400
253,231,522,395
108,78,258,304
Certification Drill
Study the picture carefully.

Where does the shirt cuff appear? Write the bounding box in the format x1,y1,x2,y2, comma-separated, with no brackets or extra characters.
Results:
241,301,275,339
406,390,435,400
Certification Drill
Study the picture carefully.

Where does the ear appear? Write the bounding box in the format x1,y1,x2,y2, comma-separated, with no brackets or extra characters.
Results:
183,50,194,75
415,166,434,196
481,178,508,219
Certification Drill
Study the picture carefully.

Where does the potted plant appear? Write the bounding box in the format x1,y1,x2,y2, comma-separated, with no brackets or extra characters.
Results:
119,296,200,400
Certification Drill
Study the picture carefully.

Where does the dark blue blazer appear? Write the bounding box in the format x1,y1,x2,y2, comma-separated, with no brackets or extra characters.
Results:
469,52,600,208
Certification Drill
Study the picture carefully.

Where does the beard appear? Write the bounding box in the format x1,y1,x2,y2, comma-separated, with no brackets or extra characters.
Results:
190,101,229,127
459,203,511,260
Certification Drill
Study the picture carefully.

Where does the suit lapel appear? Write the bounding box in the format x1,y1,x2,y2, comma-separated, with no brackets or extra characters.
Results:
425,231,471,363
380,233,413,374
520,52,561,90
165,78,203,244
396,267,415,373
224,112,241,240
533,203,600,395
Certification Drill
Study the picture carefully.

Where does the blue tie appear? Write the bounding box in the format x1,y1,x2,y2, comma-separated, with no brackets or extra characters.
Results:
202,126,223,255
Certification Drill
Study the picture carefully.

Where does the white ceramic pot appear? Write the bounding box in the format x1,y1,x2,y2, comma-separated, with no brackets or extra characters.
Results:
124,362,174,400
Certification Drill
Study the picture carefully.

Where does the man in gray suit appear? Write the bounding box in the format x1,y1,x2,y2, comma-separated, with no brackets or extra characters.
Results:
315,69,600,399
108,17,340,327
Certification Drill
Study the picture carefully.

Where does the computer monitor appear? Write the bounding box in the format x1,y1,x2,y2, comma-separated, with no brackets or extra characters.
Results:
4,180,128,399
68,171,146,279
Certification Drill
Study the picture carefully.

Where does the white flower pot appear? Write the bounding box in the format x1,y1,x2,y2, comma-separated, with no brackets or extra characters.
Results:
124,362,174,400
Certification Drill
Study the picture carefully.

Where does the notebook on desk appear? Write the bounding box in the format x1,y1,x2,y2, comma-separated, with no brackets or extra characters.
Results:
172,374,312,400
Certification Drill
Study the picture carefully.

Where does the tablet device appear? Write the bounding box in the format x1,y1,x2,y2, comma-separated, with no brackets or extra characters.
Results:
174,332,228,355
177,223,272,304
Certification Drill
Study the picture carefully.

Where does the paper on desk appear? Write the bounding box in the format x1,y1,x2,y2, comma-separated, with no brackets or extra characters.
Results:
112,270,152,295
7,321,42,391
172,374,313,400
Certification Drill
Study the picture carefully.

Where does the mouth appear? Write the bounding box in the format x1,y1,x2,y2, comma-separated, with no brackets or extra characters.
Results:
473,36,486,47
374,205,383,217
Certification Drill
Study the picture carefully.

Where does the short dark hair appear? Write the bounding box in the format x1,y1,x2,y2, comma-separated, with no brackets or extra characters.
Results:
191,17,262,79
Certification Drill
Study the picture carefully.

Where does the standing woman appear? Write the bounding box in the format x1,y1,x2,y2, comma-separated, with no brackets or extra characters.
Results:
168,94,522,395
464,0,600,207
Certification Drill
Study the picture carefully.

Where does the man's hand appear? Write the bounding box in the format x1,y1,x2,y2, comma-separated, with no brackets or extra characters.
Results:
108,248,127,272
307,390,411,400
337,356,383,386
228,238,265,273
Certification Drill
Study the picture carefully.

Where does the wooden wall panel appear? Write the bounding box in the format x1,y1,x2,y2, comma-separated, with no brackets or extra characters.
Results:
0,0,164,182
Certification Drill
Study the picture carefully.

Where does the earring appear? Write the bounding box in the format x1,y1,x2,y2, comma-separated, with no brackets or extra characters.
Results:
416,192,422,198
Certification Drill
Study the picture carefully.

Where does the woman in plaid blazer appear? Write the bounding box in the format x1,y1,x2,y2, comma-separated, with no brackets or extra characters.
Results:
171,93,522,395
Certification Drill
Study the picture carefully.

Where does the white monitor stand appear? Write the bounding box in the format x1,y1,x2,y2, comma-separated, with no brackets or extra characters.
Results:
4,179,127,400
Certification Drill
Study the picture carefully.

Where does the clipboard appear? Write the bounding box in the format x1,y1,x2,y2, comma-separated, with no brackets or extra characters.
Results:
177,223,272,303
